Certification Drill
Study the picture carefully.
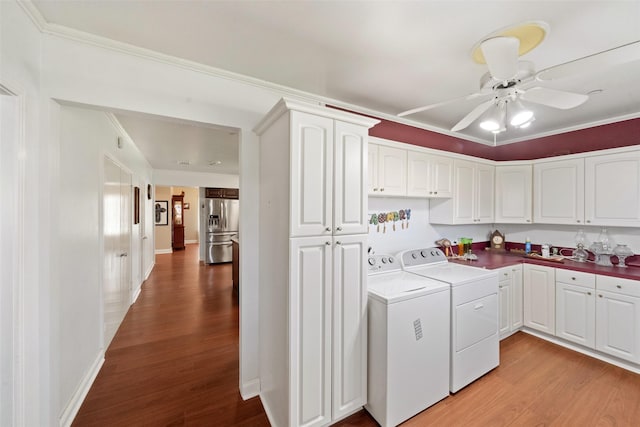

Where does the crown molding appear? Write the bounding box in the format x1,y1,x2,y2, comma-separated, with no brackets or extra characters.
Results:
17,0,47,31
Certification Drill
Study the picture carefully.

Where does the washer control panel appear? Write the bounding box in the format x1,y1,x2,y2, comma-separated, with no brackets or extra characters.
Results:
399,247,447,268
367,254,399,274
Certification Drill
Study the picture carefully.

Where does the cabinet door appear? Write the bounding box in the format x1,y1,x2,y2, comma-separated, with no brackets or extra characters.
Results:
499,280,512,340
585,151,640,227
431,155,454,198
556,282,595,348
511,266,524,330
495,165,532,223
377,145,407,196
289,237,332,427
533,159,584,225
334,121,368,235
452,160,475,223
475,164,495,223
368,144,379,195
290,112,333,237
407,151,431,197
596,290,640,364
332,234,367,420
523,264,556,334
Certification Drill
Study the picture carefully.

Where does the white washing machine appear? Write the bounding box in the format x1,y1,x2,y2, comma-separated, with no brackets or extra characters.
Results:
399,247,499,393
365,253,450,427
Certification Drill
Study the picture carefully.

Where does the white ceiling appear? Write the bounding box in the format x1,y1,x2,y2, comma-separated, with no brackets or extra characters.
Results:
114,111,239,174
32,1,640,152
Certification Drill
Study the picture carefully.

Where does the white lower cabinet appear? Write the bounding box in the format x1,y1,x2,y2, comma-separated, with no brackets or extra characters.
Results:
595,276,640,364
497,265,523,340
555,270,596,348
523,264,556,335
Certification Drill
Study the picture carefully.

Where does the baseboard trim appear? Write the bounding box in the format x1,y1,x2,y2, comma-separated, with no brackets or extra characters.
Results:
155,249,172,255
131,286,142,304
521,328,640,375
185,239,198,244
144,262,154,280
59,352,105,427
240,378,260,400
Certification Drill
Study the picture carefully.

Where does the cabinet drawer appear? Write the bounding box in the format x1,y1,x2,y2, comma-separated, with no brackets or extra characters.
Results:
556,269,595,288
597,275,640,297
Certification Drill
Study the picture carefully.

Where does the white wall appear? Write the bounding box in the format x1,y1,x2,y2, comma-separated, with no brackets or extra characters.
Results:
154,169,239,188
368,197,494,255
56,105,153,424
0,1,44,425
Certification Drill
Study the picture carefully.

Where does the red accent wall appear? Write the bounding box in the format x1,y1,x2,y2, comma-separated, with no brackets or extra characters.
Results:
331,105,640,161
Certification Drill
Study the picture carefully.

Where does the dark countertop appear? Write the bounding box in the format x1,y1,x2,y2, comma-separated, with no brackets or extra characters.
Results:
451,249,640,281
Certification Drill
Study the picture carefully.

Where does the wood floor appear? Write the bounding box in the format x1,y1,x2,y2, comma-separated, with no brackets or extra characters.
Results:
74,244,640,426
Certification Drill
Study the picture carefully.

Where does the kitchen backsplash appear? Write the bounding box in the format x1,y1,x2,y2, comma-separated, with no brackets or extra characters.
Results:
367,197,492,255
368,198,640,257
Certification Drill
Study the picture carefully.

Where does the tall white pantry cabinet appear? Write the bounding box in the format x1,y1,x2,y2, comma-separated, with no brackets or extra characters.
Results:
255,99,379,427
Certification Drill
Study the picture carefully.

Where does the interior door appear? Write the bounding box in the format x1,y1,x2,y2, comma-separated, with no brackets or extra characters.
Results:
103,157,131,348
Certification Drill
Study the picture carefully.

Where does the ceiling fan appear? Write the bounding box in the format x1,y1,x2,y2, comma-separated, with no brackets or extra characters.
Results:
398,23,640,134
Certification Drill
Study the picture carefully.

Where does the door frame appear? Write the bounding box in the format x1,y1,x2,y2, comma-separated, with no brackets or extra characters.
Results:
0,81,27,426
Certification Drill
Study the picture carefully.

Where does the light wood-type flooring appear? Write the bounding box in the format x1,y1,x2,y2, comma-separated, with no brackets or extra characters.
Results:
74,244,640,426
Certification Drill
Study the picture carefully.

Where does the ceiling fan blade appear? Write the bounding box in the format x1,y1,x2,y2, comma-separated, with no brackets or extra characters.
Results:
451,99,495,132
536,40,640,81
398,92,487,117
521,87,588,109
481,36,520,81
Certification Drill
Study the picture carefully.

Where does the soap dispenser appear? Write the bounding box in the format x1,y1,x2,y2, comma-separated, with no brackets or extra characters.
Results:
525,237,531,254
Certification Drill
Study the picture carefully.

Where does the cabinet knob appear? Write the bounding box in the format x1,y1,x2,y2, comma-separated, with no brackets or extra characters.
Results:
526,219,531,223
380,188,385,192
587,292,592,296
325,241,331,246
434,191,438,195
429,191,433,194
599,294,603,298
336,226,343,231
586,220,591,223
571,277,576,281
576,220,581,223
373,188,379,192
617,285,622,289
336,241,342,245
325,227,331,232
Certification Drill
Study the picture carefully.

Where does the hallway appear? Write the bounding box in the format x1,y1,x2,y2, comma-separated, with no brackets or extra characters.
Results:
73,244,269,426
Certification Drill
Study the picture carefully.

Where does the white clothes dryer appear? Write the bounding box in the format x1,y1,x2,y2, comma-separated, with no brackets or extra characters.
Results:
399,247,500,393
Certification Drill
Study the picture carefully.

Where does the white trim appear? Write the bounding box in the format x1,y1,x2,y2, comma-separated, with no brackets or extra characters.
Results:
131,286,142,304
522,328,640,375
58,352,105,427
0,80,27,427
240,378,261,400
144,261,154,280
155,249,173,255
185,239,198,244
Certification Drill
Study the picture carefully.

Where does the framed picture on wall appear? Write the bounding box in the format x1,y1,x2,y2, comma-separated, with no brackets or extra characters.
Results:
154,200,169,226
133,186,140,224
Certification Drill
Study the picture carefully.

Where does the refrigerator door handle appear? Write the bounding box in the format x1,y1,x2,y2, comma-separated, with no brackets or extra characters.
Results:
209,242,232,246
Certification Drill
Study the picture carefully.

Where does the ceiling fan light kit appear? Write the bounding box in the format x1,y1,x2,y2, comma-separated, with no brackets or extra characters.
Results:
397,20,638,139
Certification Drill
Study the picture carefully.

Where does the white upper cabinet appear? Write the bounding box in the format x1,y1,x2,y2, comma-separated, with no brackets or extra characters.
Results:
429,159,494,224
584,151,640,227
407,151,453,198
369,144,407,196
334,120,369,235
495,165,532,223
291,111,334,237
533,158,585,225
291,112,369,237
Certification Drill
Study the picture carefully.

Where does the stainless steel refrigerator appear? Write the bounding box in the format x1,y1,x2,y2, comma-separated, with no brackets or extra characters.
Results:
205,198,239,264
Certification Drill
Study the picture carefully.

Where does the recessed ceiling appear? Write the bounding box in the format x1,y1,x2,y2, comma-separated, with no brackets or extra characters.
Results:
32,1,640,146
